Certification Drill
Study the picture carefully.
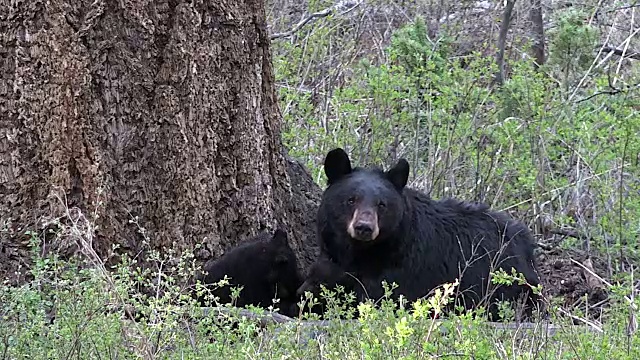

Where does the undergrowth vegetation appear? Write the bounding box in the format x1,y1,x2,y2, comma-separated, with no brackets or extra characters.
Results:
1,223,639,359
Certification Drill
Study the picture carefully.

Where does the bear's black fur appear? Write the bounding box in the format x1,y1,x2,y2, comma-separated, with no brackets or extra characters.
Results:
295,258,368,317
194,228,302,317
297,259,364,299
316,148,542,320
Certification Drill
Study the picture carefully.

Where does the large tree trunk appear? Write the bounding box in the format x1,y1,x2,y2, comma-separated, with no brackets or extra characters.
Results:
0,0,320,285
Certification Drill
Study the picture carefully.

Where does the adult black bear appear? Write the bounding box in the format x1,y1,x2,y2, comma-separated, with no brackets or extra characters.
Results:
316,148,542,320
194,228,301,317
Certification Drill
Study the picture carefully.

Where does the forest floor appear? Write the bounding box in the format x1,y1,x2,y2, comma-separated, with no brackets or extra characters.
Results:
537,246,611,320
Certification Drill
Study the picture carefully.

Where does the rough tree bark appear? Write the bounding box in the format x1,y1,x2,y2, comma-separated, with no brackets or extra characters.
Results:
0,0,320,285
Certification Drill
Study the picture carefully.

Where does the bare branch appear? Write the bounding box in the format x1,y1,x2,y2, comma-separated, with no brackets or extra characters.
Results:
607,3,640,12
549,228,589,240
201,306,298,327
599,45,640,60
575,82,640,103
270,1,361,40
197,306,597,337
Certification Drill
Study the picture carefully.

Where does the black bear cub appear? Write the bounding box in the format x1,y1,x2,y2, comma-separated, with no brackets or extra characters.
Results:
295,258,367,317
194,228,301,317
316,148,542,321
297,259,363,298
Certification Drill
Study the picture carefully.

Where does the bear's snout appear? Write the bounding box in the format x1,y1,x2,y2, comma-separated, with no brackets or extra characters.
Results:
347,208,380,241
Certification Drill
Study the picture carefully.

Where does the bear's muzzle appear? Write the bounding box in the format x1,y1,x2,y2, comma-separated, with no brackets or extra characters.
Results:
347,208,380,241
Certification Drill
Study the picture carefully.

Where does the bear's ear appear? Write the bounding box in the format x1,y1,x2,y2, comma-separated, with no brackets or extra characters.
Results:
324,148,352,185
386,158,409,191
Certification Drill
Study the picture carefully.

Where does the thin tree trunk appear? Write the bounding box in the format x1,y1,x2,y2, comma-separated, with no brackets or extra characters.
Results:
530,0,545,69
495,0,516,85
0,0,320,284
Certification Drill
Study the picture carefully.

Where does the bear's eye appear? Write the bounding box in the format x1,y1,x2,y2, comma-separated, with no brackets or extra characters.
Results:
378,201,387,209
347,196,356,205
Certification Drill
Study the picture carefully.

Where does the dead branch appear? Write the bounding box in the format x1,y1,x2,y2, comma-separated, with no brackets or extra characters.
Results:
121,304,599,344
270,1,361,40
575,82,640,103
197,307,596,337
201,306,300,327
600,45,640,60
549,228,587,240
607,3,640,12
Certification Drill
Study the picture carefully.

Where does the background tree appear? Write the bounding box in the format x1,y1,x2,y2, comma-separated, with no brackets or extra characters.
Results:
496,0,517,85
0,0,320,285
530,0,545,69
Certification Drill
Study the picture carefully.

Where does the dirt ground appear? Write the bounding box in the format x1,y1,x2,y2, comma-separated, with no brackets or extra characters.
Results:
536,244,612,320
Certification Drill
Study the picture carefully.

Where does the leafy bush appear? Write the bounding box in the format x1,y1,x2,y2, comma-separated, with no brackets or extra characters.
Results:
2,229,639,358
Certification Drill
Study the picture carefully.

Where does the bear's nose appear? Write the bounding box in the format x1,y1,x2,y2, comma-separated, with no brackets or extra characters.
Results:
348,208,380,241
354,223,374,237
